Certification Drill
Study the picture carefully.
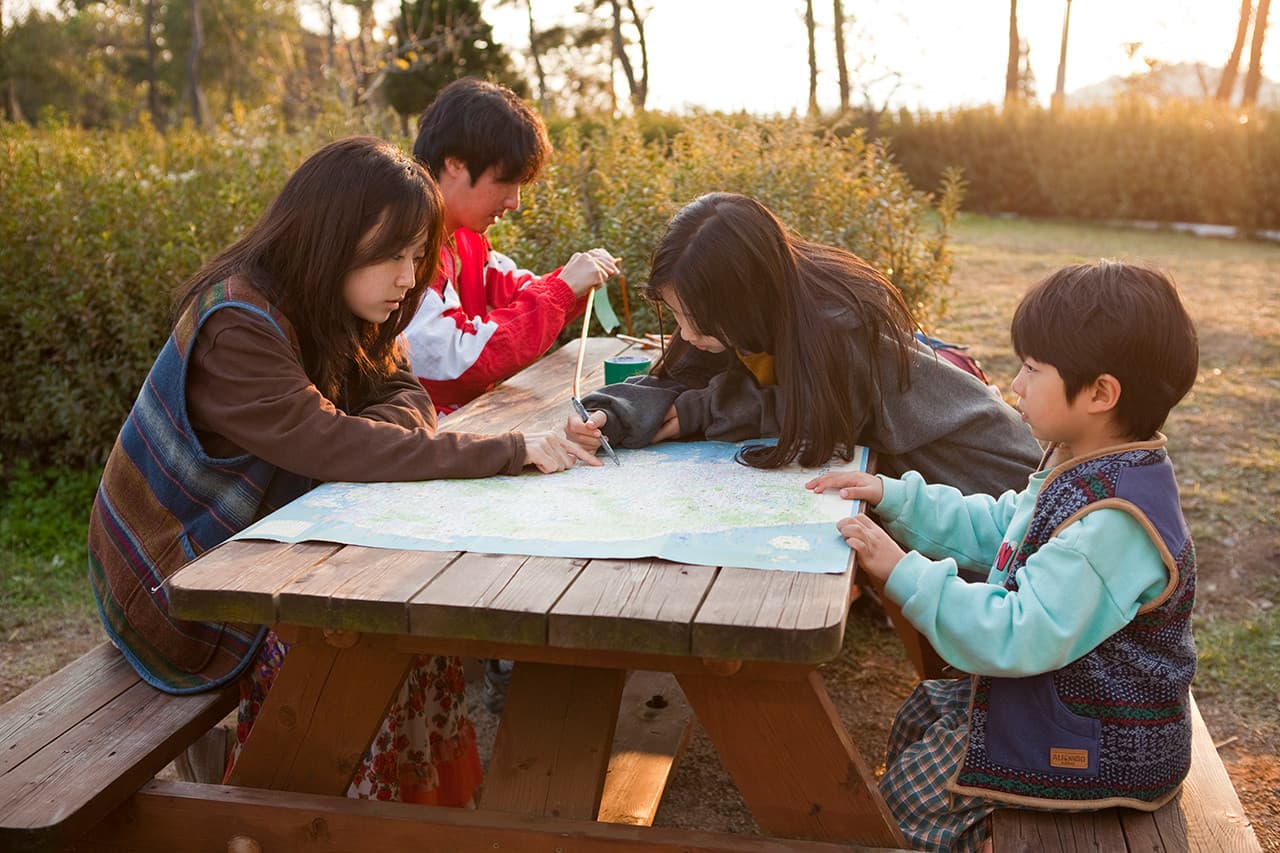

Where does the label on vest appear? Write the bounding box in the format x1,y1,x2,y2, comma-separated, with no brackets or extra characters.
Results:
1050,747,1091,770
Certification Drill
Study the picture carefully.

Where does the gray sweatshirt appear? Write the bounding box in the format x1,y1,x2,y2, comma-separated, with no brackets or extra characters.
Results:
583,330,1042,498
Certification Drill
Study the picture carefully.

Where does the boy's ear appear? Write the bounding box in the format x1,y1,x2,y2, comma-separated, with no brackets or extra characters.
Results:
442,156,469,180
1085,373,1122,414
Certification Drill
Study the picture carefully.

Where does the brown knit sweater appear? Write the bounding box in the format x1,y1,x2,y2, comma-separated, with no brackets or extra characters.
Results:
187,307,525,482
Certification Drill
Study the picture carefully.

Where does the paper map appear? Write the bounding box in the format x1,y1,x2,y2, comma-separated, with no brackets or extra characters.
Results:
234,441,870,573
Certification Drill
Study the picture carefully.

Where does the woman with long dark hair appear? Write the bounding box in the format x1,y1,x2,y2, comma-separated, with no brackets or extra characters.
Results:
90,136,595,808
568,192,1040,495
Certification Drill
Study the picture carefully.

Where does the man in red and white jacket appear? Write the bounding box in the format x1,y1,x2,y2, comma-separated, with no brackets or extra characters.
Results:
406,77,618,414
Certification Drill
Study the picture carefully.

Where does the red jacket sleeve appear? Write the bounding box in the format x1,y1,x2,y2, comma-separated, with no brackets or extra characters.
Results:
402,228,586,413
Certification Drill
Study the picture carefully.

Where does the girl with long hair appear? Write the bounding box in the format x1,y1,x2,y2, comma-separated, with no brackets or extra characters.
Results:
89,136,597,808
568,192,1040,496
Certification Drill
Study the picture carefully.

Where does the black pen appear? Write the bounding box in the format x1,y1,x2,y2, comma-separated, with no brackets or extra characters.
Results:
570,396,620,466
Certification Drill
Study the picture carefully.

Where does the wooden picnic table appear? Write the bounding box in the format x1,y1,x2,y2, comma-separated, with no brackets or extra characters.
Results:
154,338,908,850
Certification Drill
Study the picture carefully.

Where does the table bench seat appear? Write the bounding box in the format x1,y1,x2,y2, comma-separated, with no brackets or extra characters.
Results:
991,693,1261,852
0,642,237,853
598,671,694,827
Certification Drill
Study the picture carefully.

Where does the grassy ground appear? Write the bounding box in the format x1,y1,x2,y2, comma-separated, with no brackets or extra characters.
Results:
1,212,1277,846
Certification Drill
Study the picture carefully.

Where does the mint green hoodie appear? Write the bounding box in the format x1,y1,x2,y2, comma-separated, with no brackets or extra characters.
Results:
876,470,1168,677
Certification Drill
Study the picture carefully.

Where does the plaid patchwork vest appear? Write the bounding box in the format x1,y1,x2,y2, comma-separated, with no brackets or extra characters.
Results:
88,281,312,694
949,437,1196,810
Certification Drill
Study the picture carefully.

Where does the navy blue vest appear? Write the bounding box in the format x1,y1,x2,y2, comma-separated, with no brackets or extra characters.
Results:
950,438,1196,810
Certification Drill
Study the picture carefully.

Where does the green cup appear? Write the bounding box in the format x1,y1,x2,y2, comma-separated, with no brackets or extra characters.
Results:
604,353,653,384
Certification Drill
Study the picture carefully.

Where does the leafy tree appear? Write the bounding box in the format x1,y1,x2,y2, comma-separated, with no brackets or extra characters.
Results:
0,7,137,126
466,0,615,118
2,1,322,128
378,0,523,132
156,0,311,122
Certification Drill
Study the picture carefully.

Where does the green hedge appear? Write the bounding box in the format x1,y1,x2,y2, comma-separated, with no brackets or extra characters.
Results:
880,101,1280,232
1,113,957,468
504,116,960,340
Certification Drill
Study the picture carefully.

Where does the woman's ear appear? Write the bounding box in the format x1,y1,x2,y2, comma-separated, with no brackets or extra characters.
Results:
1086,373,1122,415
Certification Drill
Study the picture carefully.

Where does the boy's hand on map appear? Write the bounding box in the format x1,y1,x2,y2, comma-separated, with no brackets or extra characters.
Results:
523,432,602,473
564,410,606,450
805,471,883,505
652,405,680,443
835,515,904,584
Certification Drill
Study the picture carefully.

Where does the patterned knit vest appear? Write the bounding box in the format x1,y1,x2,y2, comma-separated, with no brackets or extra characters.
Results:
949,438,1197,810
88,281,312,694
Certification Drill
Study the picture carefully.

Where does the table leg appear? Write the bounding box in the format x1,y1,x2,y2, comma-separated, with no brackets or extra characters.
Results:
676,668,906,847
227,632,416,795
481,662,627,820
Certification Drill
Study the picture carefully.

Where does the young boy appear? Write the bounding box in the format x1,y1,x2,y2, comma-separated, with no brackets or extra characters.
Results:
807,260,1200,852
405,77,619,414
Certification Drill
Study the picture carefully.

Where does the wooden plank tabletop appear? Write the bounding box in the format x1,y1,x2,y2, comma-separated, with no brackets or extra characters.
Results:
168,339,858,665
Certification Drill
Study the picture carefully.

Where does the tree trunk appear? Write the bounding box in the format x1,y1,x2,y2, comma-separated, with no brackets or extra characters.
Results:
0,0,21,123
353,0,374,106
526,0,548,112
1051,0,1072,110
1242,0,1271,106
805,0,818,116
833,0,849,112
4,79,19,122
624,0,648,110
1005,0,1020,105
1217,0,1253,101
187,0,207,127
144,0,163,129
609,0,646,112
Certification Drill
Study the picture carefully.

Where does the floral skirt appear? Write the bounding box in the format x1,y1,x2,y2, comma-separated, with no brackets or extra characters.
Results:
226,629,483,806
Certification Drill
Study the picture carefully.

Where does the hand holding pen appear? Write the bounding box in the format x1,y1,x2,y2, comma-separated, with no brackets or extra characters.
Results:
568,398,620,466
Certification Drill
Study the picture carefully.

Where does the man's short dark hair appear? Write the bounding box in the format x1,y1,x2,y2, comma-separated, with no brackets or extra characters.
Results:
1011,260,1199,440
413,77,550,185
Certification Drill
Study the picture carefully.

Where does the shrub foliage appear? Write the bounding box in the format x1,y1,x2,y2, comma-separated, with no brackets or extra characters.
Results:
882,102,1280,233
1,113,956,468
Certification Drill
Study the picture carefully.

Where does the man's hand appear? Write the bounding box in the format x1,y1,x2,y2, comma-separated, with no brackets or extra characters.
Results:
805,471,884,505
835,514,905,586
559,247,620,298
522,432,602,472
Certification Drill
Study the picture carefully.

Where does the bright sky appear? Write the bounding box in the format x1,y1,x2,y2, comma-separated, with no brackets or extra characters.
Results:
9,0,1276,113
481,0,1278,113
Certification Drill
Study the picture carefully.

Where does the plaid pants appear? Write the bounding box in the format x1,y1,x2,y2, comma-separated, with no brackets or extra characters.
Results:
880,678,995,852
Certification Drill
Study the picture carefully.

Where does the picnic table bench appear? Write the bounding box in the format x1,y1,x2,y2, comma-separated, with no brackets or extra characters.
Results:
0,642,237,852
990,693,1260,852
0,338,1263,852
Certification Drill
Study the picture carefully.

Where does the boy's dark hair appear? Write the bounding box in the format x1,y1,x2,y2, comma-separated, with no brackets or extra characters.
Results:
413,77,550,185
1011,260,1199,440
